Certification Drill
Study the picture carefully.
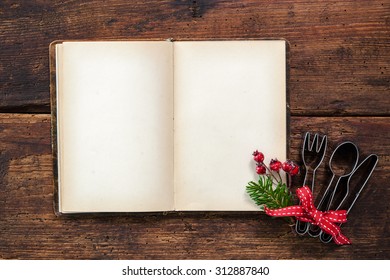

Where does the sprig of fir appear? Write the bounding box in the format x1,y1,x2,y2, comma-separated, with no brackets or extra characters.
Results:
246,150,299,211
246,176,293,211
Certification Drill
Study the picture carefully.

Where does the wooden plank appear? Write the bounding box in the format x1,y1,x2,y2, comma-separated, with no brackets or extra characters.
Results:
0,114,388,259
0,0,389,114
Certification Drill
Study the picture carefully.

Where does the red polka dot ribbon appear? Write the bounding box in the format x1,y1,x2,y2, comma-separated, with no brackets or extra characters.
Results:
264,186,351,245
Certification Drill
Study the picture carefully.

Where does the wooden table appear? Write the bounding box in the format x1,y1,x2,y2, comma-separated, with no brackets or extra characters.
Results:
0,0,389,259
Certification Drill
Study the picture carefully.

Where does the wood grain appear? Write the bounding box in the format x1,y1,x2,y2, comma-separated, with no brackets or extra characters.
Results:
0,114,388,259
0,0,389,260
0,0,389,115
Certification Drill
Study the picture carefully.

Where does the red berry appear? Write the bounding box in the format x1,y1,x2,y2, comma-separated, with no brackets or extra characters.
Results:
253,150,264,163
289,165,299,176
282,160,300,176
269,159,282,171
256,165,266,174
282,161,293,172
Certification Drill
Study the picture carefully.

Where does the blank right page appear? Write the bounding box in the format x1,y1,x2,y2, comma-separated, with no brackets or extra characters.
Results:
174,40,287,211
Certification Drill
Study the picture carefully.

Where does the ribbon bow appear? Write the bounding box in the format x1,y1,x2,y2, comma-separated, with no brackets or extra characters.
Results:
264,186,351,245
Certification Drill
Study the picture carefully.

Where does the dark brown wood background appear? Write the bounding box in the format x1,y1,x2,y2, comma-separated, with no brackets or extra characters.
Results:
0,0,389,259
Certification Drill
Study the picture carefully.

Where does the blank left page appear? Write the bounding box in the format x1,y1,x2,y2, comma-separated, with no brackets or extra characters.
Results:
57,41,174,212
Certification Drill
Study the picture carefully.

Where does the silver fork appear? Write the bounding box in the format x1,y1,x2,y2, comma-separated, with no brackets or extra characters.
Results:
295,132,327,235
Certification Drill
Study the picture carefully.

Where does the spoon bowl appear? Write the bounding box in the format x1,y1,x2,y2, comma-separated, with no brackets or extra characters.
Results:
329,142,359,177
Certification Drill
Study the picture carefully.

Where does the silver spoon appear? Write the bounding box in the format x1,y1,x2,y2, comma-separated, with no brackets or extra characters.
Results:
308,141,359,237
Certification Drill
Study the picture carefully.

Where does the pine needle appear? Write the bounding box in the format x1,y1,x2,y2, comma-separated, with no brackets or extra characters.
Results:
246,175,294,211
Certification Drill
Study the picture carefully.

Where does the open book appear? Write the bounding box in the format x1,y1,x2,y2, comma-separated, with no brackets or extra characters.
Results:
51,40,288,213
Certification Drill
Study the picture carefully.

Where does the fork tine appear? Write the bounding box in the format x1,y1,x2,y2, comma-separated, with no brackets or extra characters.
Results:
303,132,310,152
318,135,327,154
311,133,319,152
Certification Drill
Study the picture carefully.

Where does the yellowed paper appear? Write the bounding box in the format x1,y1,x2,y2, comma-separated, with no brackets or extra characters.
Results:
57,41,174,212
56,40,286,212
173,41,286,210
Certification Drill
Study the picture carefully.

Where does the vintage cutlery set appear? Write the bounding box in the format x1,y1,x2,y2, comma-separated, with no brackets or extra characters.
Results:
295,132,378,243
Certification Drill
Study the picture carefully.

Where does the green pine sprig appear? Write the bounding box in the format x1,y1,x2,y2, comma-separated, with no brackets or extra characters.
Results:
246,175,294,211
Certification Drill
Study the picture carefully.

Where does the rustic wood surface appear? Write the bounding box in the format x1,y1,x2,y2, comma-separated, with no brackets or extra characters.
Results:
0,0,389,259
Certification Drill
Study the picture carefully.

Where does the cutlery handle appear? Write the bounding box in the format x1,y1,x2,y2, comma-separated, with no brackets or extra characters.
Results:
319,231,333,243
295,218,309,235
318,175,339,211
303,169,315,190
308,175,337,237
295,169,315,235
